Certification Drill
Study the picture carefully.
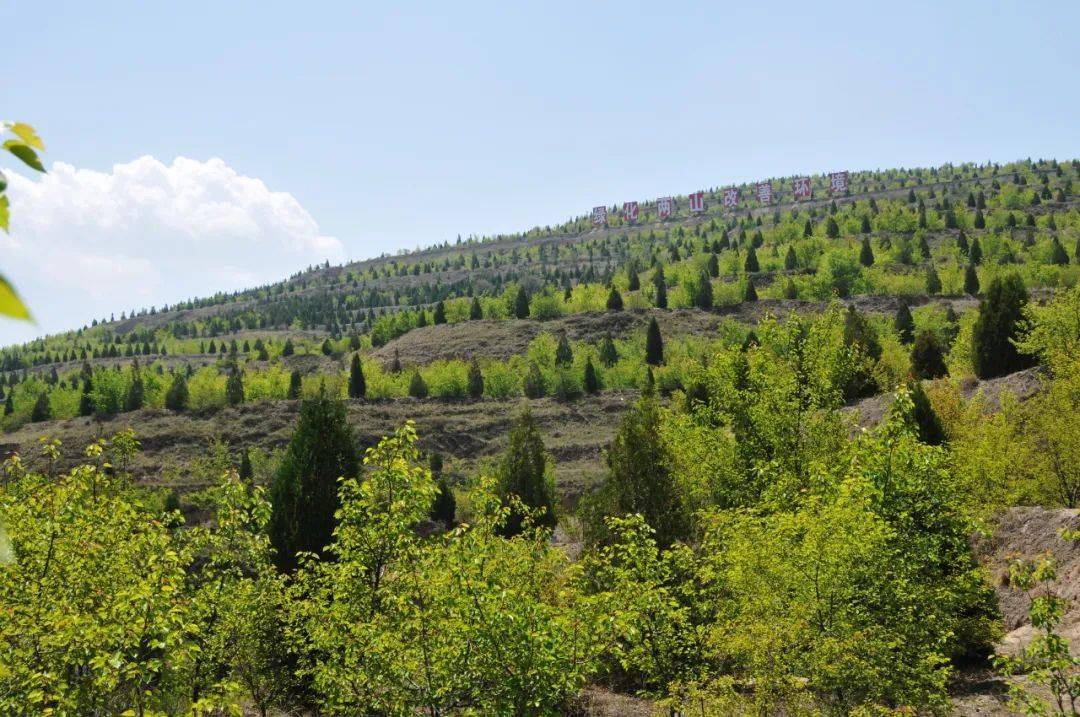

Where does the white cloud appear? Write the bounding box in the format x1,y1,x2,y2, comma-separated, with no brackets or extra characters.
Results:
0,156,344,345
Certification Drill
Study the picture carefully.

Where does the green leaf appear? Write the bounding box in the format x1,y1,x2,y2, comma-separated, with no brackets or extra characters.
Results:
3,141,45,172
7,122,44,151
0,194,8,233
0,274,31,320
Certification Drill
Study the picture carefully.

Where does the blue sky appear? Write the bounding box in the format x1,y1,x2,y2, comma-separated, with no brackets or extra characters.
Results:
0,0,1076,344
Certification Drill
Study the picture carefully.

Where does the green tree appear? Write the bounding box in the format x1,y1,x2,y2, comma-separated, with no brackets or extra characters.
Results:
859,236,875,267
911,330,948,379
287,369,302,399
555,334,573,366
970,237,983,265
124,360,144,411
743,279,758,302
972,273,1034,379
165,372,189,411
693,271,713,309
784,245,798,270
523,361,545,398
964,263,980,295
653,266,668,308
583,357,600,394
606,285,624,311
348,354,365,399
599,334,618,367
514,286,530,319
433,300,447,324
926,264,942,294
496,407,556,536
825,216,840,238
1050,237,1069,266
467,359,484,399
408,371,429,398
469,296,483,320
744,245,760,273
30,390,50,423
894,303,915,344
268,394,359,572
427,452,455,526
226,364,245,405
645,317,664,366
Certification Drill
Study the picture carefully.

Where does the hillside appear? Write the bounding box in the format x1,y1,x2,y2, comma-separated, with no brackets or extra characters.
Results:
0,157,1076,498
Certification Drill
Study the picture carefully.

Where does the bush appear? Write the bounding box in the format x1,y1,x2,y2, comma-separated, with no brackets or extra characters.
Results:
911,331,949,379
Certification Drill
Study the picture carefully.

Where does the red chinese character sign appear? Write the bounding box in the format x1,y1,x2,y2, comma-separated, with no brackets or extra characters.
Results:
829,171,849,194
657,196,674,220
756,181,772,205
689,191,706,213
591,205,607,226
792,176,812,201
723,187,739,208
622,201,639,223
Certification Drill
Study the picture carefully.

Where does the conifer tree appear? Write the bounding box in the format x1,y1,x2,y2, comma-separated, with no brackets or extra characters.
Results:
523,362,545,398
964,264,980,295
606,285,624,311
911,330,948,380
894,304,915,344
652,266,668,309
348,354,365,399
416,310,428,328
918,234,931,259
908,380,946,445
860,215,872,233
268,393,359,572
432,300,447,325
124,360,144,411
743,280,758,302
825,217,840,238
226,364,244,406
969,237,983,265
514,287,530,319
469,296,483,320
599,334,618,367
694,271,713,309
287,369,302,399
957,230,969,255
164,372,189,411
627,267,641,291
496,407,556,537
467,359,484,399
859,237,875,267
783,278,798,299
30,391,50,423
971,273,1034,379
408,371,429,399
79,378,95,417
973,209,985,229
281,338,294,357
1050,237,1069,266
238,448,253,482
784,245,798,270
925,265,942,295
645,317,664,366
744,245,760,273
583,357,600,394
707,253,719,278
555,334,573,366
428,452,455,527
391,349,402,374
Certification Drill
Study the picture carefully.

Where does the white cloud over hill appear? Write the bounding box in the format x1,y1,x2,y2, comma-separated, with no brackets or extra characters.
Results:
0,156,343,345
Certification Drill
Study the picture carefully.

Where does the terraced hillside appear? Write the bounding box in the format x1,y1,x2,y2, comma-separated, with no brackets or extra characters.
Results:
1,157,1077,499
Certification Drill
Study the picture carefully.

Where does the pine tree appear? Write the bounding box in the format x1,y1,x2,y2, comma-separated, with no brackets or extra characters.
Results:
408,371,429,398
894,304,915,344
964,264,980,295
3,395,12,416
583,357,600,394
348,354,366,399
555,334,573,366
469,296,483,320
825,217,840,238
496,407,556,537
926,265,942,294
784,245,798,270
238,448,253,482
918,234,931,259
908,380,946,445
645,317,664,366
969,237,983,265
743,280,758,302
79,378,95,416
911,331,948,380
652,266,668,308
391,349,402,374
627,267,641,291
514,287,530,319
971,273,1034,379
706,253,719,278
287,369,302,399
523,362,545,398
599,334,618,367
694,271,713,309
428,453,456,527
124,361,144,411
744,245,760,273
164,373,189,411
281,338,294,357
860,215,872,233
591,395,688,548
416,310,428,328
1050,237,1069,265
268,394,359,572
433,300,447,324
783,278,798,299
859,237,875,267
226,364,244,405
606,285,624,311
30,391,50,423
957,230,969,255
467,359,484,399
973,209,985,229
